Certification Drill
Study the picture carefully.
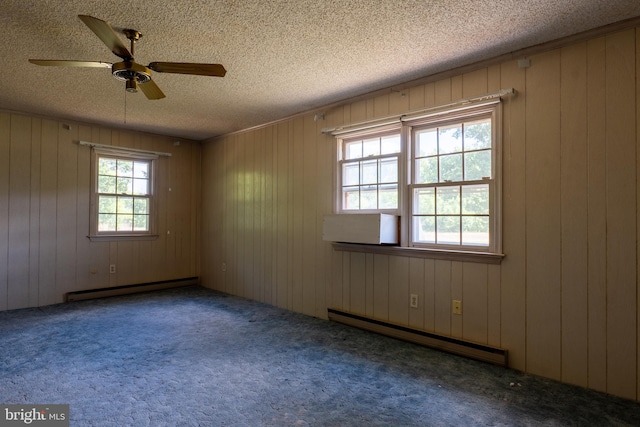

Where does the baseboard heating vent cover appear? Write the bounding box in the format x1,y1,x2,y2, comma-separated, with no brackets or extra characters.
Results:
328,308,507,366
66,277,199,302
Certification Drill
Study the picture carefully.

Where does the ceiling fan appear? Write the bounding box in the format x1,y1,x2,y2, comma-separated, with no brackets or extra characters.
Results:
29,15,226,100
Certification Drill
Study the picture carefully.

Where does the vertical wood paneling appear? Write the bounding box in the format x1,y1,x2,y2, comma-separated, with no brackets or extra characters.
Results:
276,122,289,308
408,257,425,329
462,262,488,344
434,260,451,335
291,118,304,312
0,113,11,310
8,115,31,308
28,119,42,306
39,119,58,305
349,252,366,315
586,36,608,393
75,125,91,293
560,42,589,388
450,262,463,338
605,29,637,400
364,252,375,317
499,59,527,371
388,256,409,325
423,259,436,331
372,254,389,320
302,115,317,316
525,50,562,380
487,264,501,347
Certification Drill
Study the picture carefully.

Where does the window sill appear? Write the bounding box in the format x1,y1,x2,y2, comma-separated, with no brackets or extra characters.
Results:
88,234,159,242
331,242,504,264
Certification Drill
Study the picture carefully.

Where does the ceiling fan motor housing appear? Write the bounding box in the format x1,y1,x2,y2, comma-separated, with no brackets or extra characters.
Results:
112,61,152,85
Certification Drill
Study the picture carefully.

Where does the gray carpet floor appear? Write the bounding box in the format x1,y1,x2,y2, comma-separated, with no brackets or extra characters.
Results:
1,285,639,426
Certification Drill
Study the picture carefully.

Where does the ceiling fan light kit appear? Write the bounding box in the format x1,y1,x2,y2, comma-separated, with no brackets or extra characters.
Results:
29,14,226,100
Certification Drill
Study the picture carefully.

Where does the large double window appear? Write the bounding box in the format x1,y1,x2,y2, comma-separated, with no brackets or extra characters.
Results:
335,100,502,255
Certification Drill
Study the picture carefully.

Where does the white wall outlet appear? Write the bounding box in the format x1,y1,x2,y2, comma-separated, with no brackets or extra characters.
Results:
109,264,116,274
222,262,227,272
452,300,462,315
410,294,419,308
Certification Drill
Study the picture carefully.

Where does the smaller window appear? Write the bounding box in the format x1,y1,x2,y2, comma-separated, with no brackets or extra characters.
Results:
90,148,157,239
338,130,402,213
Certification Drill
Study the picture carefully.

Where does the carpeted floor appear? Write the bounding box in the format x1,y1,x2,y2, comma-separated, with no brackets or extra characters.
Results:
1,286,639,426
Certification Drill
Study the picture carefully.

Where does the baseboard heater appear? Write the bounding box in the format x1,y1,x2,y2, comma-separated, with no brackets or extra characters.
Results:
66,277,199,302
328,308,507,366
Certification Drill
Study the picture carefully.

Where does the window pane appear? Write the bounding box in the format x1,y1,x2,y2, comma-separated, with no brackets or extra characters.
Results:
361,160,377,185
362,138,380,157
462,184,489,215
343,187,360,210
381,135,401,154
116,177,133,194
464,150,491,181
436,187,460,215
440,154,462,182
133,178,149,195
416,157,438,184
98,214,116,231
413,216,435,243
413,187,435,215
117,197,134,214
117,214,133,231
133,161,149,179
361,186,378,209
133,214,149,231
462,216,489,246
379,184,397,209
343,163,360,186
417,130,438,157
439,125,462,154
99,158,117,175
133,198,149,214
98,196,117,214
117,160,134,177
379,158,397,183
437,216,460,244
345,141,362,160
464,119,491,150
98,175,116,194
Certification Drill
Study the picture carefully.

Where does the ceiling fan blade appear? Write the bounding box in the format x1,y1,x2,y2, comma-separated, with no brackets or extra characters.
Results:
148,62,226,77
78,15,132,60
29,59,112,68
139,79,166,100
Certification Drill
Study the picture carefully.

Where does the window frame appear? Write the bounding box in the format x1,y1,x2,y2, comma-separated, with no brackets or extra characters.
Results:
333,99,503,258
336,125,405,215
407,104,501,254
89,147,159,241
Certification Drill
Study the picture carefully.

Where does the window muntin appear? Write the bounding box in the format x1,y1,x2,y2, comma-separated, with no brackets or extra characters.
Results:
410,115,495,251
89,148,157,239
339,132,401,212
97,156,152,232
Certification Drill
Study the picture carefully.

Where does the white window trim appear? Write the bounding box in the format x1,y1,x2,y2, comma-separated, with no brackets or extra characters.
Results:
88,147,160,241
336,124,404,215
329,92,508,262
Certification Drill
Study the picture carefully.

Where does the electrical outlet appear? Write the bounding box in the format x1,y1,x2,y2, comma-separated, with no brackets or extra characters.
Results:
221,262,227,272
452,300,462,315
109,264,116,274
410,294,418,308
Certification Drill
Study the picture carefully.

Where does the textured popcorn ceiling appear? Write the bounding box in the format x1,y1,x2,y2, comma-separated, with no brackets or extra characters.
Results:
1,1,639,141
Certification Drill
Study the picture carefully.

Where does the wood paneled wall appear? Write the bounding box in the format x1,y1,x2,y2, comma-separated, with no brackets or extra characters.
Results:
202,27,640,401
0,114,201,310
